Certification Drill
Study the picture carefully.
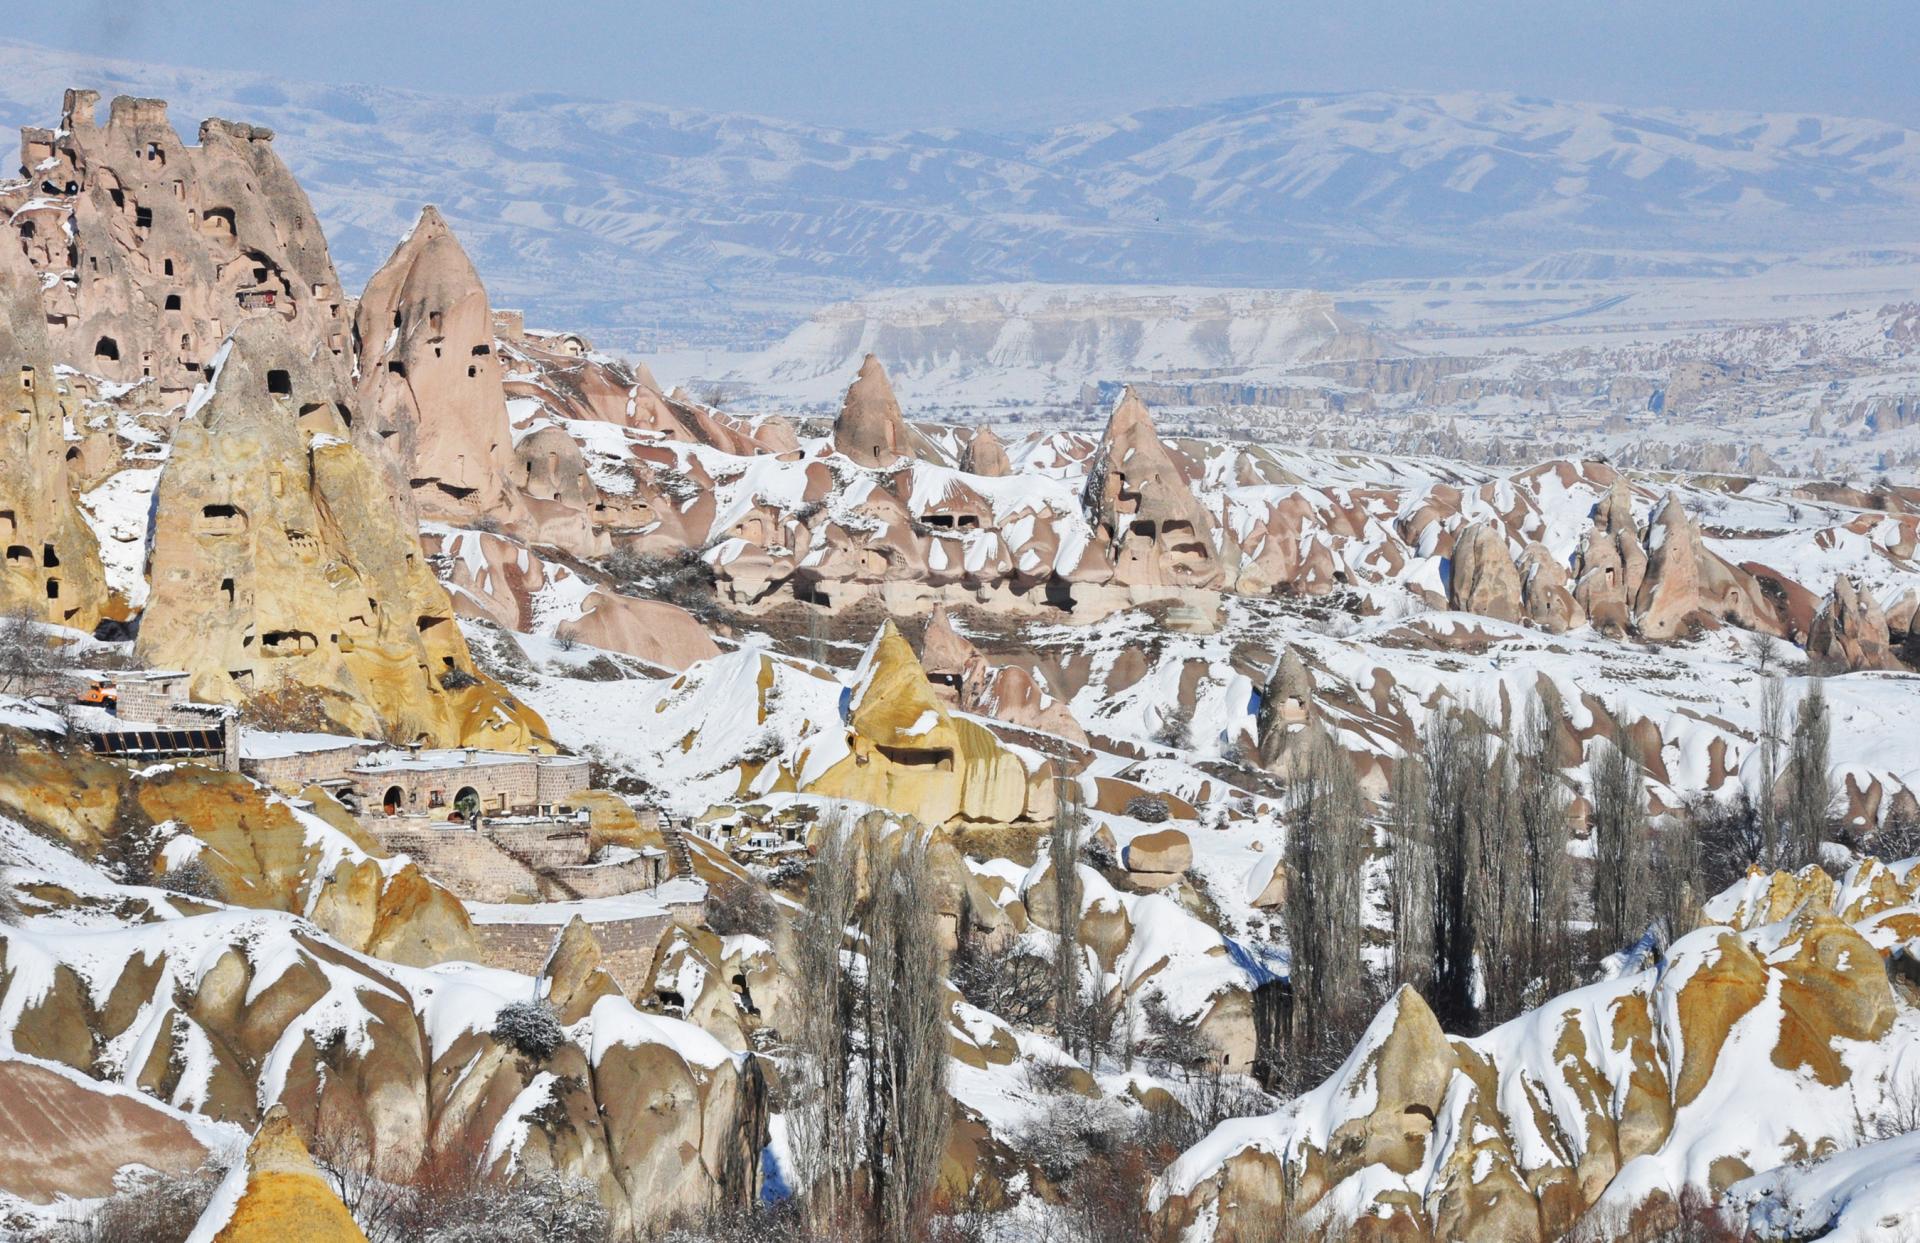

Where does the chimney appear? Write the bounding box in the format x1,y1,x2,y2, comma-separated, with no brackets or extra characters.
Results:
463,746,477,765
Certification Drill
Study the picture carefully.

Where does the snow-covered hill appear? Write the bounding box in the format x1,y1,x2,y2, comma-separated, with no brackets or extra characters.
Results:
4,40,1919,347
721,284,1391,407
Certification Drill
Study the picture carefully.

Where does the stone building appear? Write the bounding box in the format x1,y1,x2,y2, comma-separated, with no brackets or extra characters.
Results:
350,746,591,821
64,669,238,769
238,729,380,792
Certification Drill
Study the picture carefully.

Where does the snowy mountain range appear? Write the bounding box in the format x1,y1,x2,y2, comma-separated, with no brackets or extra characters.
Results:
5,39,1920,347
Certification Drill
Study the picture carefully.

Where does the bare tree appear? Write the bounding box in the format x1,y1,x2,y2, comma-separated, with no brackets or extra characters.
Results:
1784,680,1833,872
1424,709,1481,1027
0,607,63,695
1050,766,1088,1063
1282,726,1368,1062
1757,673,1787,867
1514,692,1575,1007
790,818,860,1236
1590,729,1652,954
950,909,1052,1028
1470,716,1527,1020
1386,748,1434,993
1752,631,1783,676
861,829,953,1243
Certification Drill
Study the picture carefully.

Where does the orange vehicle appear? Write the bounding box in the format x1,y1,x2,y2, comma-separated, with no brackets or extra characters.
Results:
75,680,117,707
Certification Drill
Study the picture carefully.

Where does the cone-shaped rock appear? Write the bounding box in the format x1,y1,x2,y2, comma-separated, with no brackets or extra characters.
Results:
1083,387,1222,589
962,426,1012,477
832,355,912,468
138,318,546,746
542,915,624,1023
353,206,521,522
1448,521,1523,623
1809,575,1903,671
190,1105,368,1242
0,233,107,626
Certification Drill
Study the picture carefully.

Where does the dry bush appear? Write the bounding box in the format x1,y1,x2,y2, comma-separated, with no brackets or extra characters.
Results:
493,999,565,1062
41,1165,223,1243
706,876,780,938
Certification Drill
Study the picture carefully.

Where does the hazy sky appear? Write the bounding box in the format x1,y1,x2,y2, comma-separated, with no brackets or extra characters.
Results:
12,0,1919,129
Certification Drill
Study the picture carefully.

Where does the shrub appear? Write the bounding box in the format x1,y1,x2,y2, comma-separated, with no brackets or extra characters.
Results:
48,1165,223,1243
705,877,779,938
438,666,480,691
493,999,565,1062
156,858,219,901
1010,1092,1129,1184
951,928,1053,1028
1125,796,1171,824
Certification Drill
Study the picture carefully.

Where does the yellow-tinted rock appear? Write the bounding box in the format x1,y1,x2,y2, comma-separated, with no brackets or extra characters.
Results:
202,1106,368,1242
136,317,546,749
807,622,1045,826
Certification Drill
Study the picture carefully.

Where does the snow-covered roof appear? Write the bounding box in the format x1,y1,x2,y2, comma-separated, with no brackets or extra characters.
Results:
352,747,588,774
239,729,373,761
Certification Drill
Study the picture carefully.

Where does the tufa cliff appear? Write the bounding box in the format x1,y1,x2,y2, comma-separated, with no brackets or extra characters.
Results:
136,317,544,746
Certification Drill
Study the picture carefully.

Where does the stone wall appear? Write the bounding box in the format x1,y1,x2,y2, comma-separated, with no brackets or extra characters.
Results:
355,753,589,818
467,905,702,989
549,854,668,898
368,822,545,903
485,819,592,870
242,742,376,790
536,758,592,804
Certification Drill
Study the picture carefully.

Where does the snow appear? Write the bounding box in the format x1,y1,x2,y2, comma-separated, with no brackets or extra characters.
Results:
237,728,368,761
1729,1129,1920,1241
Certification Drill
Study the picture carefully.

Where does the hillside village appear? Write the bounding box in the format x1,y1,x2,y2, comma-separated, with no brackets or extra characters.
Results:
0,87,1918,1243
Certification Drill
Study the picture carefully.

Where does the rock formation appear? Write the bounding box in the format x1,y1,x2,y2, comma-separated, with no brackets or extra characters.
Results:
918,606,1086,744
1517,541,1584,632
1082,387,1224,591
2,91,348,401
1447,521,1523,622
1573,475,1647,633
1808,575,1904,671
190,1106,368,1242
353,206,522,525
831,354,917,468
1255,647,1315,772
961,426,1012,477
137,318,544,746
0,230,107,627
807,621,1055,825
1632,491,1782,639
1154,896,1904,1241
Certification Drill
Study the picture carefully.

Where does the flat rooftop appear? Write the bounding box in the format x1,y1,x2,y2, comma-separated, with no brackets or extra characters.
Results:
352,747,589,774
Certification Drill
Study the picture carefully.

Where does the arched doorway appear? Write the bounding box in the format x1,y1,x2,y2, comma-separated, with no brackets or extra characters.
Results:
453,786,480,825
382,786,405,816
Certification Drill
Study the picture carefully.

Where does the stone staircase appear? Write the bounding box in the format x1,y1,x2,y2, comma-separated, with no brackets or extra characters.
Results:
661,821,697,881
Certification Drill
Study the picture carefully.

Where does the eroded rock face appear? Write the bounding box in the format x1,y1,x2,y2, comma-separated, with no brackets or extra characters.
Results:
1448,521,1523,622
353,207,522,525
807,621,1055,826
1808,575,1904,671
962,426,1012,477
1573,475,1646,633
1082,387,1224,591
918,606,1086,744
1518,542,1585,633
0,892,768,1240
0,1058,216,1204
2,90,348,401
0,234,107,626
832,354,919,468
193,1106,369,1242
137,318,544,746
1634,492,1782,640
1152,888,1906,1242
